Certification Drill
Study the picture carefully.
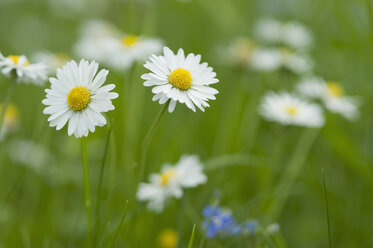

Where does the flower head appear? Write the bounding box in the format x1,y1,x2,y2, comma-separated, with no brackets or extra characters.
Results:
259,91,325,127
202,205,238,238
255,18,313,50
142,47,219,112
157,229,178,248
75,20,162,70
297,77,359,120
0,103,19,140
32,52,70,75
42,59,118,138
137,155,207,213
0,53,48,85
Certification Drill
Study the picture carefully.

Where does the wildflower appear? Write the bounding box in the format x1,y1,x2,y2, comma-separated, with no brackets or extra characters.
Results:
202,205,238,238
259,91,325,127
32,52,70,74
225,37,257,67
157,229,178,248
255,18,313,50
141,47,219,112
265,223,280,235
75,20,162,70
0,103,19,139
250,48,312,74
137,155,207,213
297,77,359,120
42,59,118,138
0,53,48,85
241,220,258,235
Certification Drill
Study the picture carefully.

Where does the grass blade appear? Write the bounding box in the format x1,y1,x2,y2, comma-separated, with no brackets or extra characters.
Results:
109,200,129,248
322,167,332,248
187,224,196,248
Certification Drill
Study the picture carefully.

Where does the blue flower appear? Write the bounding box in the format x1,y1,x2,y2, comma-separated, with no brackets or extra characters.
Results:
241,220,258,235
202,205,239,238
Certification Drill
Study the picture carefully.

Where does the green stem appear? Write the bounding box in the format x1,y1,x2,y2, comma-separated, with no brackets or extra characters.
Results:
109,200,129,248
81,137,92,247
137,100,170,183
94,126,112,245
269,128,319,221
322,167,332,248
0,73,17,135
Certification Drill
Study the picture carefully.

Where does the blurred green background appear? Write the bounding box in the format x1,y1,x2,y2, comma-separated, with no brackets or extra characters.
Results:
0,0,373,247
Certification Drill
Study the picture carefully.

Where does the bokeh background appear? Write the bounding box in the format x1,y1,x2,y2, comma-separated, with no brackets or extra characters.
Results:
0,0,373,247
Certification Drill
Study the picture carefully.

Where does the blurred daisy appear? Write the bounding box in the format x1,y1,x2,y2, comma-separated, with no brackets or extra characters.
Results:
137,154,207,213
141,47,219,112
255,18,313,50
0,103,19,140
107,34,162,70
297,77,359,120
225,37,257,67
42,59,118,138
250,48,312,74
0,53,48,85
259,92,325,127
32,52,70,74
75,20,162,70
157,229,178,248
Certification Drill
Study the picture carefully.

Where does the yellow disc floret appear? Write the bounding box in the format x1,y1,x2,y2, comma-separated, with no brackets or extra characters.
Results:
327,81,344,97
286,106,298,115
121,35,138,47
160,169,176,186
67,86,91,111
169,68,193,90
158,229,178,248
8,55,29,66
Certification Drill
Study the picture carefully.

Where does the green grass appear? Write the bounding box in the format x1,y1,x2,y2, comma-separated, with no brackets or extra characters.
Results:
0,0,373,247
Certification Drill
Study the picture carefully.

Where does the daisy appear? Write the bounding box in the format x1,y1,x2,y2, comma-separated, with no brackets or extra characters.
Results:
0,53,48,85
32,52,70,74
137,154,207,213
297,77,359,120
75,20,162,70
225,37,257,67
141,47,219,112
250,48,313,74
0,103,19,140
259,91,325,127
42,59,118,138
255,18,313,50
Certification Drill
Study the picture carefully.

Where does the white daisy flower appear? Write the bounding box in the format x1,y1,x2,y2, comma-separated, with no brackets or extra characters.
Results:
107,34,163,70
31,52,70,75
42,59,119,138
259,91,325,127
75,20,162,70
137,154,207,213
297,77,359,120
250,48,282,72
225,37,257,67
141,47,219,112
0,53,48,85
250,48,312,74
255,18,313,50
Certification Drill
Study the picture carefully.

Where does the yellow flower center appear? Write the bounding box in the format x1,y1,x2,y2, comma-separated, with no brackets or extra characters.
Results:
0,103,19,126
169,68,193,90
327,81,344,97
8,55,29,66
121,35,138,47
67,86,91,111
158,229,178,248
160,169,176,186
286,106,298,115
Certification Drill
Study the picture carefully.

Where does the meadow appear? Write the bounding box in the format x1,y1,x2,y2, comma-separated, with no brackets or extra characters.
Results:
0,0,372,247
